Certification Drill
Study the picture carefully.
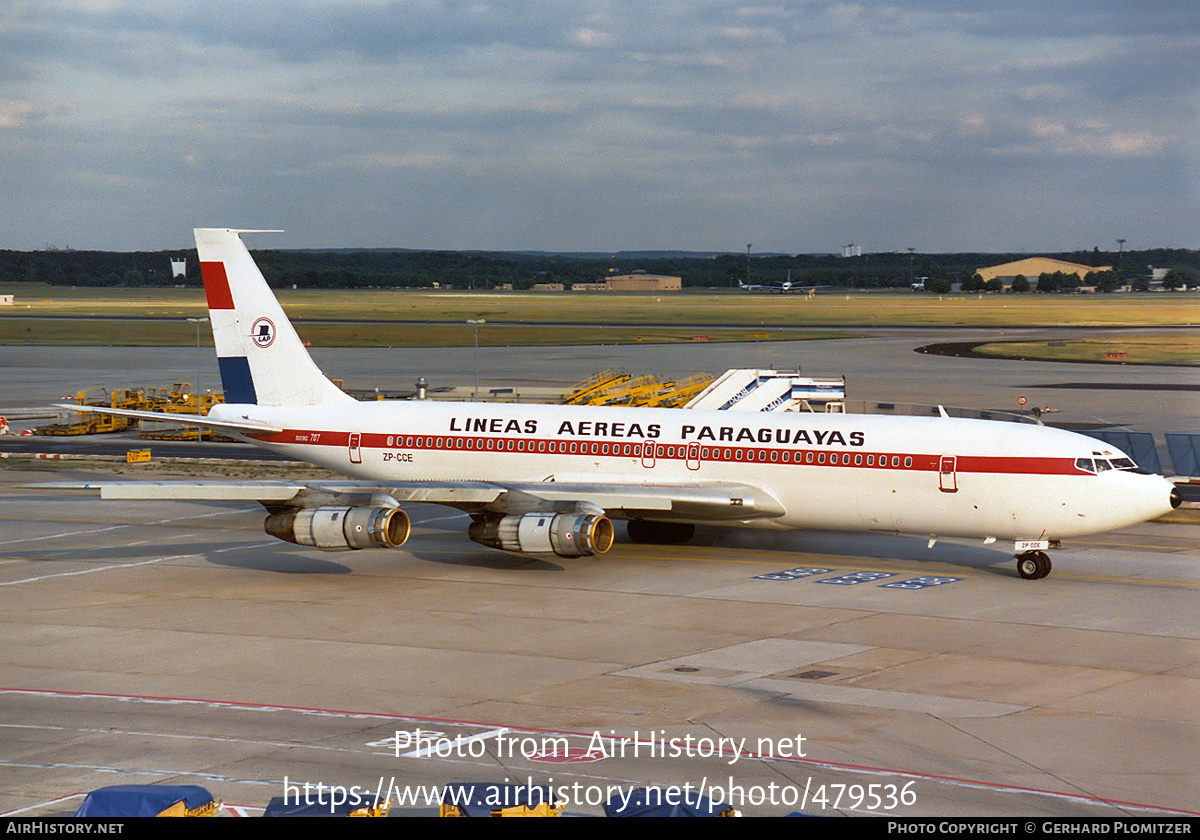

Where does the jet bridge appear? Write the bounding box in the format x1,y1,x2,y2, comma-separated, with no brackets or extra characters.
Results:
684,369,845,413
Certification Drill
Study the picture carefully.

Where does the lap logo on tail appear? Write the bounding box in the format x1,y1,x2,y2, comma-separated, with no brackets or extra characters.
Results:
251,317,276,348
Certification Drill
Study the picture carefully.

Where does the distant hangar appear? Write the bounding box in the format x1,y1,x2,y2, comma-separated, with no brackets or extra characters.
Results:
573,273,682,292
975,257,1109,289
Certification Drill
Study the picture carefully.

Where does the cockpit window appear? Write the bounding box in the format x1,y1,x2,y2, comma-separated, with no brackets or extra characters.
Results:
1084,451,1138,473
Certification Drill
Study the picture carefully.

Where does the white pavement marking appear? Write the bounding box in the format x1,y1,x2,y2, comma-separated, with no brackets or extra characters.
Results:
400,728,509,759
0,507,251,547
0,541,277,586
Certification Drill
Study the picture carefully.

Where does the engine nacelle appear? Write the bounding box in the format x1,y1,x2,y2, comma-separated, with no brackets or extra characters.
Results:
265,506,411,551
468,512,615,557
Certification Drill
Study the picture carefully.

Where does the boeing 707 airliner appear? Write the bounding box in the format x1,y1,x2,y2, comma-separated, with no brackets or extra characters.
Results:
54,229,1181,580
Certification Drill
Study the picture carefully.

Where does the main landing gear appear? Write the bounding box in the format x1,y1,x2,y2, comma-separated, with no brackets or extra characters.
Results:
1016,550,1052,580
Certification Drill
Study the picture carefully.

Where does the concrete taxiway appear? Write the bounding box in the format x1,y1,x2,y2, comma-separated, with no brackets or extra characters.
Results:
0,334,1197,817
1,473,1196,817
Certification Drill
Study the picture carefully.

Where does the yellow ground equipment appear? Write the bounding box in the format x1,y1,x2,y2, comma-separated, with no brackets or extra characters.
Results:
637,373,715,408
74,785,221,817
440,784,564,817
35,390,142,435
141,382,225,415
34,383,227,438
563,371,714,408
561,369,630,405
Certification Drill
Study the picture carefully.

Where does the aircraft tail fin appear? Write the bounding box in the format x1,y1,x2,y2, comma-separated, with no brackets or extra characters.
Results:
195,228,354,406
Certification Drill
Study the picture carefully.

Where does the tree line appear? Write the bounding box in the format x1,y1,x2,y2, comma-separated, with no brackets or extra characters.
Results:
1,246,1196,292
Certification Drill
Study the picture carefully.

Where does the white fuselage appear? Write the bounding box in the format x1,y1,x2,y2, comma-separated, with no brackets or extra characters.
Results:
210,400,1175,542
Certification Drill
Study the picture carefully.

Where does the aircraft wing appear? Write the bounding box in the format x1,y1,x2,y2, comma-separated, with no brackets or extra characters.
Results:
38,478,786,522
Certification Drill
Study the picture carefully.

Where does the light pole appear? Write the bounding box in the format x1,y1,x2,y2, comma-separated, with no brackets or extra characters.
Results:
467,319,485,399
187,317,209,439
186,317,209,394
745,243,752,288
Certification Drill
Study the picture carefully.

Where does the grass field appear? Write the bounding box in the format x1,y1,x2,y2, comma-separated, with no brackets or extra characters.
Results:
0,284,1196,350
972,336,1200,366
0,317,844,348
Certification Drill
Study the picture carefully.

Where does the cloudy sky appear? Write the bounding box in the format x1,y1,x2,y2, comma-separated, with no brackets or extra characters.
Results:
2,1,1196,252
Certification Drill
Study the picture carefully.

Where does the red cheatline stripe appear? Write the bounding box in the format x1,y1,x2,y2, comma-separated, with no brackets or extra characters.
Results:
200,261,235,310
251,428,1083,476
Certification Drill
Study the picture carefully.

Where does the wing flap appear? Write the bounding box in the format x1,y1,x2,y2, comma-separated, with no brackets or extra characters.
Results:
497,481,784,521
33,479,784,521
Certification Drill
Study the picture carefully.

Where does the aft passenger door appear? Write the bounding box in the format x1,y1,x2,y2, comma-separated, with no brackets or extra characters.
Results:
938,455,957,493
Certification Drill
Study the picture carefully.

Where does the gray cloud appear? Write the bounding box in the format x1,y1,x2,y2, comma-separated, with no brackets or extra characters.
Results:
0,1,1195,251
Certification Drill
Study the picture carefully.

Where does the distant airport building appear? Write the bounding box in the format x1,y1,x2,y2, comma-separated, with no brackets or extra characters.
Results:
574,274,682,292
171,258,187,278
530,283,565,292
976,257,1109,290
842,243,862,258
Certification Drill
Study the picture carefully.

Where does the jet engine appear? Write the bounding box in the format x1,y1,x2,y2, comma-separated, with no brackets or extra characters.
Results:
467,512,615,557
264,506,411,550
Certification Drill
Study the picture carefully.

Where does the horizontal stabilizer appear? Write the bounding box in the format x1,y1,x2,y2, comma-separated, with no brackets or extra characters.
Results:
52,404,282,435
